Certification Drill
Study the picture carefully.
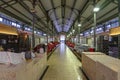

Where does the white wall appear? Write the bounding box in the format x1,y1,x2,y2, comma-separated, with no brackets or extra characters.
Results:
40,36,48,44
87,38,93,47
80,37,87,44
35,38,40,46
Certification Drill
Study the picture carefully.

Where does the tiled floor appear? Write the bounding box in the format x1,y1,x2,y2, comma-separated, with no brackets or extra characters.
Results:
42,43,87,80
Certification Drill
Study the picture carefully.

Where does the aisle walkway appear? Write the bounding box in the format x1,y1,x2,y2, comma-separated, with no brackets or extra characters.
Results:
43,43,87,80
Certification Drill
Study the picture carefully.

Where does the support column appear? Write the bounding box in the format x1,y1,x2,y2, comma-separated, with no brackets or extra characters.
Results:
47,35,49,43
93,12,97,50
52,22,54,41
31,0,36,49
78,27,80,43
39,38,40,44
118,0,120,58
47,16,49,44
32,13,35,49
77,14,81,44
21,24,25,31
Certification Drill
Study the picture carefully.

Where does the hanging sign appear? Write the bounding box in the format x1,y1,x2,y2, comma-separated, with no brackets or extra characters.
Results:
110,26,120,35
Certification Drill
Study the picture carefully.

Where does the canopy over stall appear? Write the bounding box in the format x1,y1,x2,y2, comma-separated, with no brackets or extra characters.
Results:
0,24,18,35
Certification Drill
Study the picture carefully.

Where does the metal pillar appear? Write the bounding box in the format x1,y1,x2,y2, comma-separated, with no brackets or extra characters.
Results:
47,17,49,44
31,0,36,49
52,22,54,41
32,13,35,49
47,35,49,43
77,14,81,44
39,38,40,44
118,0,120,58
93,12,97,50
78,27,80,43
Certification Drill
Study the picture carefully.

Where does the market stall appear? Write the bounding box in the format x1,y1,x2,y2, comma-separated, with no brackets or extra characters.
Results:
0,51,47,80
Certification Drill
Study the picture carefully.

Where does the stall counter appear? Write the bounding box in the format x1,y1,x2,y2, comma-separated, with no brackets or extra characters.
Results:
0,53,47,80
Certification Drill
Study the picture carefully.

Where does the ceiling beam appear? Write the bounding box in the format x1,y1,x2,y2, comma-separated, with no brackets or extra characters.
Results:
48,6,78,18
69,0,77,23
68,0,83,33
0,0,14,6
68,0,90,33
50,0,59,32
65,5,79,15
15,0,52,34
80,0,113,31
47,5,79,15
38,0,57,34
4,1,17,8
81,12,118,32
0,6,30,24
0,0,18,9
63,0,66,31
50,0,58,20
61,0,66,31
81,6,118,32
1,0,32,20
29,0,53,32
83,0,113,25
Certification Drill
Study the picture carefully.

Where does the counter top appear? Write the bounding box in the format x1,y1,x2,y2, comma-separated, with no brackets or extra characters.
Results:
0,53,47,80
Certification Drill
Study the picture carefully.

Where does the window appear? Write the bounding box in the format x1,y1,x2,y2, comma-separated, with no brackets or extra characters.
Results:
60,35,65,41
3,19,7,23
12,22,16,26
38,31,42,35
106,24,111,31
80,33,83,36
9,21,12,25
25,27,31,31
84,31,90,37
6,20,10,25
16,24,21,28
96,27,103,34
34,31,36,33
27,28,30,31
90,29,94,35
111,21,119,28
0,17,3,22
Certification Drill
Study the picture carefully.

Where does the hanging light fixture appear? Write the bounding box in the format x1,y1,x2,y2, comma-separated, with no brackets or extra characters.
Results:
78,23,81,27
78,16,82,27
73,29,75,32
93,7,100,12
43,34,46,36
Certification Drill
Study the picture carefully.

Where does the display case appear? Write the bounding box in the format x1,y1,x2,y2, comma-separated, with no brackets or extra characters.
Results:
0,34,19,52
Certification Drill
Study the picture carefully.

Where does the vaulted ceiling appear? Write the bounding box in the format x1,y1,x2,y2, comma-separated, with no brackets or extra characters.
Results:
0,0,118,35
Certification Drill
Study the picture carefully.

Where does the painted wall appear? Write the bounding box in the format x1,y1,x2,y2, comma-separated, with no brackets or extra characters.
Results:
87,38,93,47
80,37,87,44
35,35,40,46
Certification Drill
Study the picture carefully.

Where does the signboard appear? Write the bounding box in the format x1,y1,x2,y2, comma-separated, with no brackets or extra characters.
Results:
110,27,120,35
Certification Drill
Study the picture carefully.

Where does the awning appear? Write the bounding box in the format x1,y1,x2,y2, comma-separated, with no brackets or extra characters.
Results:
110,27,120,36
0,23,18,35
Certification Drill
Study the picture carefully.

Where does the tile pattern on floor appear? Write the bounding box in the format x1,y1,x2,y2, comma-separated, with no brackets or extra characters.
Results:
42,43,87,80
